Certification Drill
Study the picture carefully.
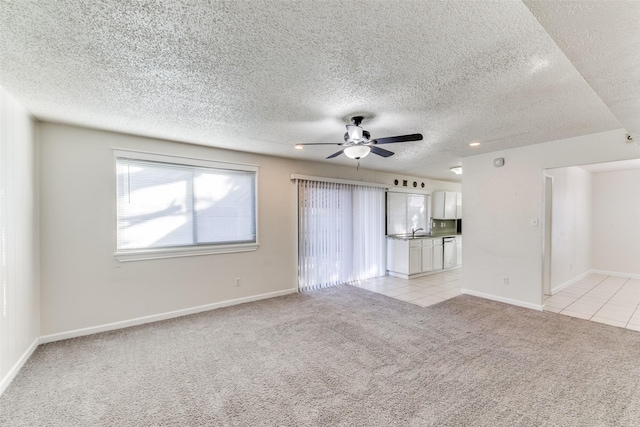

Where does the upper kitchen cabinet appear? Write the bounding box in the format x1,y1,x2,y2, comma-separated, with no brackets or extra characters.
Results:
432,191,461,220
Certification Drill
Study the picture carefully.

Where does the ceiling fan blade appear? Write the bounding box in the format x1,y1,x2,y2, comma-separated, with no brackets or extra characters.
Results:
295,142,343,146
371,133,423,145
326,150,344,159
369,146,394,157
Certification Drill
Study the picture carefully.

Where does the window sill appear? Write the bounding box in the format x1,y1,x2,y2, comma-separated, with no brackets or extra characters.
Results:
114,242,259,262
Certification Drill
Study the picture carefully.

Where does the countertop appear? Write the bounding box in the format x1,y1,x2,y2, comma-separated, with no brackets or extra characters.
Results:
386,233,461,241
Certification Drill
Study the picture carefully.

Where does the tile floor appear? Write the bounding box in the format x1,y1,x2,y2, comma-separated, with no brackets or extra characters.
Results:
352,269,462,307
544,273,640,331
354,271,640,332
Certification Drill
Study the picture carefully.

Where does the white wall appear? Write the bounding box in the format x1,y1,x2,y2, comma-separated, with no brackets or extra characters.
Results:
462,129,640,308
39,123,460,336
545,167,592,290
591,169,640,275
378,174,461,194
0,87,39,391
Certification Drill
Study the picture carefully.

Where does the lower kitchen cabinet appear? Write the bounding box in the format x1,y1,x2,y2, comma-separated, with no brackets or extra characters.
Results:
409,245,422,275
421,243,433,272
433,240,444,270
387,237,449,279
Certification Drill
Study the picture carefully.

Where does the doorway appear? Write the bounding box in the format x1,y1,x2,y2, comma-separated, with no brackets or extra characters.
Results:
542,160,640,297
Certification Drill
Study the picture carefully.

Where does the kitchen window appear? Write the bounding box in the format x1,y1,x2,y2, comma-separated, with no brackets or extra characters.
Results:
386,192,430,236
114,150,258,261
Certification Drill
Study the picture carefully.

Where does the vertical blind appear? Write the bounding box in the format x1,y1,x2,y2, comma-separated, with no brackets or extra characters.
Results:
298,180,385,291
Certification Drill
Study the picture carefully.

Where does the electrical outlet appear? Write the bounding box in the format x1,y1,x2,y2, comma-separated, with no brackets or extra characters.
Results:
235,278,241,286
502,277,509,286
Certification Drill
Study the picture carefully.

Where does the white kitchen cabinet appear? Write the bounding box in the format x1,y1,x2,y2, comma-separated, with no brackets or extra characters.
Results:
387,238,410,277
432,191,446,219
432,191,460,220
409,241,422,275
444,192,457,219
421,240,433,272
456,236,462,267
433,240,444,270
387,237,441,279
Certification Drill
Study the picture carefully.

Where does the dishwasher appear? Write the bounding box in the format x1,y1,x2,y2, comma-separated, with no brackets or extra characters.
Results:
443,237,457,269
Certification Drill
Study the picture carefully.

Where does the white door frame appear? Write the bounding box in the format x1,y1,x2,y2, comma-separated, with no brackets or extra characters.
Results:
542,174,554,297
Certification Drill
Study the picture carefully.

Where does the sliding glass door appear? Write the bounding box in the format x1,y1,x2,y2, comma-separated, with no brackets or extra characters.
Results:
297,180,385,291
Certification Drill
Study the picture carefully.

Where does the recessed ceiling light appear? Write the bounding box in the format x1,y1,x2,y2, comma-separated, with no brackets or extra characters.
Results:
469,142,480,147
294,144,304,150
450,166,462,175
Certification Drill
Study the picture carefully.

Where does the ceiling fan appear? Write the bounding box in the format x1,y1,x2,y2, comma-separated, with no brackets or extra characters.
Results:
295,116,423,160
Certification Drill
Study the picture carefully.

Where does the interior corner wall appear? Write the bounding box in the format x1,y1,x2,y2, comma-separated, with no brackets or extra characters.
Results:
545,167,592,290
462,129,639,308
0,87,40,387
38,123,455,336
591,169,640,275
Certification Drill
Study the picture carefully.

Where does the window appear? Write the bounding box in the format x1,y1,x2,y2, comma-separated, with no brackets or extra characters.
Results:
114,150,258,261
386,192,430,236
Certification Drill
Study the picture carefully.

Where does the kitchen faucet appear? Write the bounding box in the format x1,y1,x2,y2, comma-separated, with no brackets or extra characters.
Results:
412,227,424,238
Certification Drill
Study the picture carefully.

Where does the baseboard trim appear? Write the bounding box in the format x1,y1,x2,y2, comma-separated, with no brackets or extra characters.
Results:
39,288,297,344
551,270,640,295
591,270,640,280
460,289,544,311
0,337,39,396
1,289,296,397
551,270,593,295
387,266,461,280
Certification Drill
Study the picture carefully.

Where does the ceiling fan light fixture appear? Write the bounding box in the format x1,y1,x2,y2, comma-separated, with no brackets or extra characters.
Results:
346,124,363,142
450,166,462,175
344,145,371,159
294,116,422,161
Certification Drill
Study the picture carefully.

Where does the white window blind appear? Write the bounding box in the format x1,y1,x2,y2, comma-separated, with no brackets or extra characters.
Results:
386,192,430,235
115,154,257,260
407,193,429,233
298,180,385,291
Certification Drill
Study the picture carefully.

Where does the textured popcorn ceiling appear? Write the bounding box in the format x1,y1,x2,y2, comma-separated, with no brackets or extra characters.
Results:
0,1,635,181
524,0,640,138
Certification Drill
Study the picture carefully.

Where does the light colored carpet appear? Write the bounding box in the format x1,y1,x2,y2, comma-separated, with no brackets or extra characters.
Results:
2,285,640,426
